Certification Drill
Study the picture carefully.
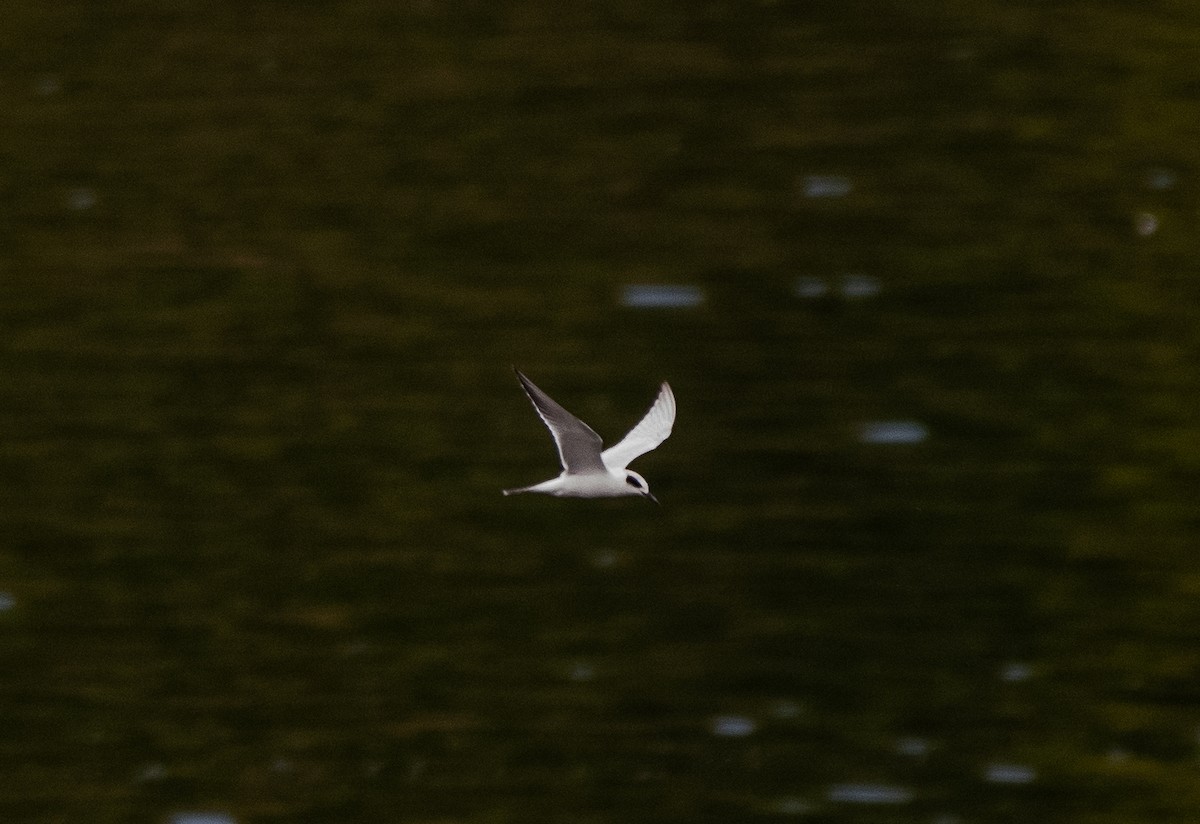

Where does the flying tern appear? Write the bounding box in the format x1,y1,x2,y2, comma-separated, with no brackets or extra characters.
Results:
503,370,675,502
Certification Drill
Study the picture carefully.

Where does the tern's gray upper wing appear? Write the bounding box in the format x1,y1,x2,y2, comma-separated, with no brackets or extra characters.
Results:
515,371,607,475
601,382,676,470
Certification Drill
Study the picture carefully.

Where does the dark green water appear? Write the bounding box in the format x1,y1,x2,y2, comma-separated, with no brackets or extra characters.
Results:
3,2,1200,822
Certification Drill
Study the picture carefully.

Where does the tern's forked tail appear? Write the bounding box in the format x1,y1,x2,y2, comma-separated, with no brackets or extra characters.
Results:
503,478,561,496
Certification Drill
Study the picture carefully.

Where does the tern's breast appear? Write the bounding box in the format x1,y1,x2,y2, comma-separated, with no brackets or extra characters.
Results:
556,472,631,498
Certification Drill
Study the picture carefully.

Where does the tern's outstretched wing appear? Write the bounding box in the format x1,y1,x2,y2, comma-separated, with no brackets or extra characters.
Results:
601,382,675,471
515,371,607,475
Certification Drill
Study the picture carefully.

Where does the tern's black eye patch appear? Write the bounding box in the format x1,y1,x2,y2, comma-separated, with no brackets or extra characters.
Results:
625,475,644,489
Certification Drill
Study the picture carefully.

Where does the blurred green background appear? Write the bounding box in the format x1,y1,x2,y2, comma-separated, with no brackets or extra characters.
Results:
3,1,1200,822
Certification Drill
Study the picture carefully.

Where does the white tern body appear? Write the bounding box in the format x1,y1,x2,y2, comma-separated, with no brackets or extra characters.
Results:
503,370,675,502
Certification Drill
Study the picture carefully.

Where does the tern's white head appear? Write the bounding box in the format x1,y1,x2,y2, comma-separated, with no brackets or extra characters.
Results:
622,470,658,504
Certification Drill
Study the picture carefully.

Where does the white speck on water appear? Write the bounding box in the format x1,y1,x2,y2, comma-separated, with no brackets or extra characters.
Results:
1134,212,1158,236
134,762,167,783
169,813,237,824
1000,662,1034,682
895,737,930,757
770,796,813,815
770,699,804,720
858,420,929,445
1142,166,1179,191
590,549,620,569
801,174,853,199
983,763,1037,784
620,284,705,309
710,714,757,737
66,187,97,211
827,783,913,805
840,273,881,298
568,661,596,682
793,276,829,298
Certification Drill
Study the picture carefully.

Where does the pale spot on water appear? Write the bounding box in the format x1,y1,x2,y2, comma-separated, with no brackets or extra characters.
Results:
134,762,167,783
620,284,705,309
801,174,853,199
169,813,237,824
590,549,621,569
859,420,929,445
827,783,913,804
710,714,757,737
1133,212,1158,237
769,796,812,815
1142,166,1178,191
793,276,829,298
1000,661,1033,682
840,273,881,299
895,736,930,757
769,699,804,720
66,187,97,211
983,763,1037,784
567,661,596,682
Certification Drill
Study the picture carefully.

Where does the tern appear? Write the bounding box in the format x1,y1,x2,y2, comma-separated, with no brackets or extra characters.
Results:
503,370,675,502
